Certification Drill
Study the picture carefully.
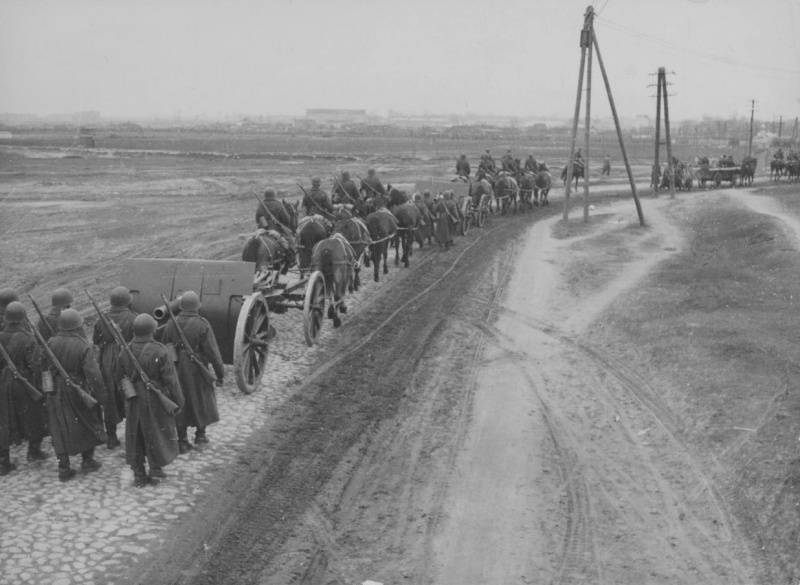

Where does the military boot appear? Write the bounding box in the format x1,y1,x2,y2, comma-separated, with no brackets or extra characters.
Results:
58,455,76,482
0,450,17,476
133,464,158,488
80,449,102,473
106,425,121,450
194,428,209,445
27,441,49,462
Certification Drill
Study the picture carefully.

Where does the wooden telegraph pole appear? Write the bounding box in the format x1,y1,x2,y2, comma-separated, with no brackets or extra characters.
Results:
661,69,676,199
563,6,644,225
652,68,675,199
748,99,755,157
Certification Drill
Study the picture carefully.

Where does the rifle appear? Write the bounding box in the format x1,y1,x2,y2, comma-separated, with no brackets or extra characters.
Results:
85,291,179,415
253,192,294,235
355,174,383,198
27,294,54,337
159,294,217,386
331,175,358,206
297,183,336,221
26,316,98,409
0,341,43,402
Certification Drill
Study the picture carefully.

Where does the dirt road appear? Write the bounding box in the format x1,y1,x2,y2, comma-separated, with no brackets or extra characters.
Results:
130,192,780,585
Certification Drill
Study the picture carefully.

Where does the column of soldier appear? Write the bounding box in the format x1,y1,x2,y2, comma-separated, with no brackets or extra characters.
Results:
0,285,224,487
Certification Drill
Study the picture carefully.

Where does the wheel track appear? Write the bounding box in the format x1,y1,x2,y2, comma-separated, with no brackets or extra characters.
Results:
473,315,755,583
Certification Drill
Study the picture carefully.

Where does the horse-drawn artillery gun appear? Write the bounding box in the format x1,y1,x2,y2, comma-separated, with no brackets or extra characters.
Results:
695,157,741,188
121,253,333,396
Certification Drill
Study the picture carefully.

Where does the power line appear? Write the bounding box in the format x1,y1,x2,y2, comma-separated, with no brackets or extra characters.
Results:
596,15,800,77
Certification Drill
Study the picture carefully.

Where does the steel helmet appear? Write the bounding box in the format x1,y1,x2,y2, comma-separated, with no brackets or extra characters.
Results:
3,301,26,324
109,286,132,307
58,308,83,331
179,291,200,311
52,288,73,309
133,313,157,338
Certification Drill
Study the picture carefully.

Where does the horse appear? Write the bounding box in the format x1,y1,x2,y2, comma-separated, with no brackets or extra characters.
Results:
365,208,398,282
242,199,298,282
297,215,331,277
740,157,757,187
561,161,584,189
516,171,535,210
492,172,519,215
333,207,371,291
533,169,552,206
311,234,356,328
390,201,419,269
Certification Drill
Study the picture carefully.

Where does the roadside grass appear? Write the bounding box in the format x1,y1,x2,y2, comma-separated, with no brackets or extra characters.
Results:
587,194,800,583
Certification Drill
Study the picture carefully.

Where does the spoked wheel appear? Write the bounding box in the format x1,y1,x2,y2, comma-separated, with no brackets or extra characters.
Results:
233,294,274,394
303,270,326,346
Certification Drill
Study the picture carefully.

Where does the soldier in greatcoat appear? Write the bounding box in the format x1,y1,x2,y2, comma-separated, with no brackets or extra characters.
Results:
162,291,224,453
0,302,49,474
332,171,361,205
0,288,19,330
255,189,297,268
456,155,471,178
302,178,334,216
360,168,386,199
93,286,137,449
46,308,106,481
117,314,184,487
37,288,73,341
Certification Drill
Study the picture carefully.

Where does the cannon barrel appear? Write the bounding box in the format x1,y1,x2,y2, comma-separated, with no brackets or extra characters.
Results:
120,258,256,364
153,298,182,321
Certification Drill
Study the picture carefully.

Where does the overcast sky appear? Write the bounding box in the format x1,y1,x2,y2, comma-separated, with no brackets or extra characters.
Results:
1,0,798,121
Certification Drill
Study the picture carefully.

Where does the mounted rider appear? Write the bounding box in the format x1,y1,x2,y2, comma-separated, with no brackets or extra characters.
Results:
360,168,386,199
332,171,361,206
256,189,296,271
478,150,496,175
456,154,471,178
524,155,538,173
303,178,334,217
501,149,518,173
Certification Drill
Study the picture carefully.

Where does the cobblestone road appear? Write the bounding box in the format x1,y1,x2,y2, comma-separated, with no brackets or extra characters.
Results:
0,271,379,585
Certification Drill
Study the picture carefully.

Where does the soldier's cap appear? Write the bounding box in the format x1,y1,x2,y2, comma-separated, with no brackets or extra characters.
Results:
58,308,83,331
311,177,321,186
180,291,201,311
263,188,276,200
0,288,18,307
423,190,431,197
413,192,422,201
367,168,376,175
3,301,26,324
109,286,132,308
133,313,157,338
52,288,73,308
341,171,350,180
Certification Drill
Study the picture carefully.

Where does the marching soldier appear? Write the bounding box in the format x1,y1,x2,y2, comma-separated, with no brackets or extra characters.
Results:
302,178,334,216
456,154,471,177
0,302,48,473
360,168,386,198
118,314,184,487
93,286,136,449
0,288,19,330
46,308,106,481
162,291,224,453
332,171,361,205
38,288,73,341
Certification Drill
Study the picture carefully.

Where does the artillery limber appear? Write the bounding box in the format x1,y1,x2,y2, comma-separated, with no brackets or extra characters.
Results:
121,256,330,395
415,178,490,233
695,158,741,188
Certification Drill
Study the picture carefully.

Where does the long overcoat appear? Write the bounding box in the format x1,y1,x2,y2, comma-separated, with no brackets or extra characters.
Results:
46,331,106,455
118,339,184,468
0,324,47,450
434,199,454,245
93,306,136,428
162,311,224,429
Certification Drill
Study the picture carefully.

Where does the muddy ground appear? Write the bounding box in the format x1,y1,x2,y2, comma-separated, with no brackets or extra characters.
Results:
2,137,799,584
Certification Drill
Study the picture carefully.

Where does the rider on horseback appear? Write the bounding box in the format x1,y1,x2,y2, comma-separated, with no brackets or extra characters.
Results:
303,178,335,216
255,189,297,273
332,171,361,206
456,154,471,178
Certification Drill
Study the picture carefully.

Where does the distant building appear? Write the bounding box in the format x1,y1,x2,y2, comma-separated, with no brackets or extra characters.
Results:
304,109,368,126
